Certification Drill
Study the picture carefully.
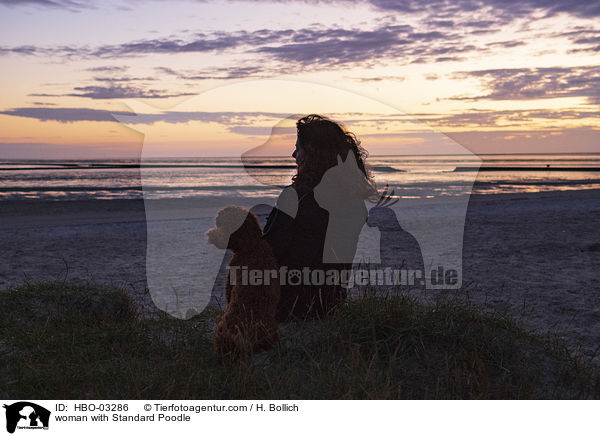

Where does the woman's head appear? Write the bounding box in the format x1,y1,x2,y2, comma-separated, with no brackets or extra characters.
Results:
292,114,373,195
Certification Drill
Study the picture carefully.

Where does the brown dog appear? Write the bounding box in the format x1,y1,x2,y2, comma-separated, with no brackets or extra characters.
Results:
206,206,280,355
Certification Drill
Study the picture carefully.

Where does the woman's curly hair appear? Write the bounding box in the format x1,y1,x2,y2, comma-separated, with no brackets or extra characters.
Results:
292,114,373,196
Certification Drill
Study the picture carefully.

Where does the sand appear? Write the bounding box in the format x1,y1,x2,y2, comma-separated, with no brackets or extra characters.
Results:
1,189,599,360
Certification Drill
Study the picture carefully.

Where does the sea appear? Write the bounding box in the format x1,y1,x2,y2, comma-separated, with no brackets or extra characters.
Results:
1,153,599,201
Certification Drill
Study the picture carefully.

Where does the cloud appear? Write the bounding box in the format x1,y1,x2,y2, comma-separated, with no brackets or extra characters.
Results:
116,111,292,125
82,28,298,59
30,84,192,99
450,66,600,104
445,126,600,154
486,40,526,48
425,108,600,127
427,20,455,27
227,125,278,136
156,65,265,80
253,26,469,66
86,66,129,73
68,85,194,99
0,31,260,59
363,0,600,19
0,107,133,123
335,108,600,128
0,141,139,159
0,0,85,8
0,107,291,125
566,30,600,53
92,76,156,82
345,75,406,82
0,23,477,68
574,36,600,45
91,37,239,57
122,24,477,69
0,45,39,55
3,0,600,20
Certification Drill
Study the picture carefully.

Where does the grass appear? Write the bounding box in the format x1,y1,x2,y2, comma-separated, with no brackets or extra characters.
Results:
0,281,598,399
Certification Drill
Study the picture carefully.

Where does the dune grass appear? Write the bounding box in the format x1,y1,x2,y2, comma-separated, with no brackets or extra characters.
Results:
0,281,598,399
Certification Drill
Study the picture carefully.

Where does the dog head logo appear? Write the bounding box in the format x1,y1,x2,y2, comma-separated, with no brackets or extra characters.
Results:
3,402,50,434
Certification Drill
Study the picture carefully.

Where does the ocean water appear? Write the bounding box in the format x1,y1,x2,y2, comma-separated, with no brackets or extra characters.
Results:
1,154,599,201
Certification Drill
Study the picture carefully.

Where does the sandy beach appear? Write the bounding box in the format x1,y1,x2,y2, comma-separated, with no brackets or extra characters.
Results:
1,189,599,360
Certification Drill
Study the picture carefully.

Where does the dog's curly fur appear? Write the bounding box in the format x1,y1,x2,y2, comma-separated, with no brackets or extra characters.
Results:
206,206,280,356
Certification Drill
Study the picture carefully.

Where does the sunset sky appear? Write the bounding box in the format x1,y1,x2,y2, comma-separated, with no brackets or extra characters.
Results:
0,0,598,158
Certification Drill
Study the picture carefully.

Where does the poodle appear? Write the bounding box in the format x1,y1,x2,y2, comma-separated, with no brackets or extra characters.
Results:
206,206,280,355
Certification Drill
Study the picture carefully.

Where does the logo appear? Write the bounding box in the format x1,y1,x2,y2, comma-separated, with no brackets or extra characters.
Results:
114,81,480,319
3,402,50,434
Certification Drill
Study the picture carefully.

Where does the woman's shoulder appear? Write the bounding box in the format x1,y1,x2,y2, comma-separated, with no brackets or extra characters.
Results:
263,187,297,236
273,184,320,212
264,185,324,234
275,185,299,218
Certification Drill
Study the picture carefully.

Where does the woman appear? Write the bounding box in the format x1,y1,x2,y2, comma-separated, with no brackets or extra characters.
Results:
263,114,376,322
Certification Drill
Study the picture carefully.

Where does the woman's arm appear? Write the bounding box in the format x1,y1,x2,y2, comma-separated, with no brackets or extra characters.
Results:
264,189,329,269
263,204,296,263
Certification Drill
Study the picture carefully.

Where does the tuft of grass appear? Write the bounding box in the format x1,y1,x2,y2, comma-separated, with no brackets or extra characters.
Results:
0,281,598,399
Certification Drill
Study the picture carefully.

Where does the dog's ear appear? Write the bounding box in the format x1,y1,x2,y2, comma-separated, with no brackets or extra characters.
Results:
217,206,250,234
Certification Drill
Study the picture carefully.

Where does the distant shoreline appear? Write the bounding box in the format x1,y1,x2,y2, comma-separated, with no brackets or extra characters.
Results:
0,163,403,172
1,154,599,201
1,180,599,201
455,166,600,172
2,151,600,161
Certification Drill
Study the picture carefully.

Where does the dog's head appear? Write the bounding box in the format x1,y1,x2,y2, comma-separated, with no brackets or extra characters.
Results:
206,206,262,251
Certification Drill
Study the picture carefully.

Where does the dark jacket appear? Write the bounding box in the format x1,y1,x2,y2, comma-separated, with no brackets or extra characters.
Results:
264,188,352,321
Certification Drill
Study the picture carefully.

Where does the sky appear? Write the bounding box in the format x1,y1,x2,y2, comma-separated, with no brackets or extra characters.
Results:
0,0,598,158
